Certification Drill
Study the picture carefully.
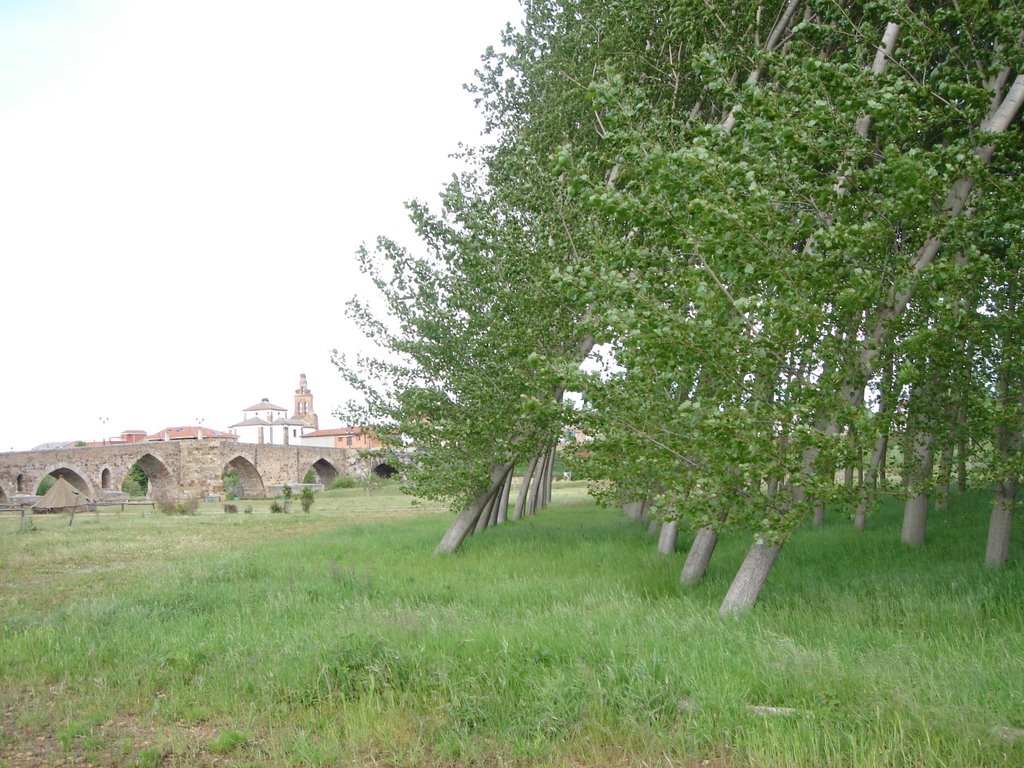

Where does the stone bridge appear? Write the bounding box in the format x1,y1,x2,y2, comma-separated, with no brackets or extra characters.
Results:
0,439,378,503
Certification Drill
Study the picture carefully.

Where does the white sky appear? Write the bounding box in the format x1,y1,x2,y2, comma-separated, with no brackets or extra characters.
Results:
0,0,522,450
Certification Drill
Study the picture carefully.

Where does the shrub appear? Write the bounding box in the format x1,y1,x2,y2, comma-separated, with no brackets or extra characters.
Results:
156,495,199,516
329,476,357,490
269,500,286,514
300,486,314,513
243,505,253,514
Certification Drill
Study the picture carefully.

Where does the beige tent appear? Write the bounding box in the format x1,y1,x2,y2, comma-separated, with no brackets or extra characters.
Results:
32,477,93,525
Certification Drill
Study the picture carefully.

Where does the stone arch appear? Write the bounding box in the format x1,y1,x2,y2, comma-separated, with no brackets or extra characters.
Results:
133,453,175,499
224,455,266,500
42,465,93,497
306,458,339,486
100,467,113,491
373,462,398,479
16,474,30,493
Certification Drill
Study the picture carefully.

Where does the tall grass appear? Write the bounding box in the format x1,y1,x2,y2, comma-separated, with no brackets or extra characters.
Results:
1,484,1021,766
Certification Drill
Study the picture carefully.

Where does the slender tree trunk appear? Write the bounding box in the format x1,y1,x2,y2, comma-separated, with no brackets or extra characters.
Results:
514,456,538,521
986,480,1017,568
435,463,513,554
680,527,719,586
658,519,678,554
496,470,513,525
856,433,888,530
477,492,496,533
901,429,934,547
720,539,784,614
528,450,548,516
956,433,969,493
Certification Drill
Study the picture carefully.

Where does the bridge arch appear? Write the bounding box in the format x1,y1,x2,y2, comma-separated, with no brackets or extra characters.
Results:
224,455,266,499
100,467,113,491
305,458,339,487
41,465,93,497
373,462,398,479
133,453,175,499
16,474,30,493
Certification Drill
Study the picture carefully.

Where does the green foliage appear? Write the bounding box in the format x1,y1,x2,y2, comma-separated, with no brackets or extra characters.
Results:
269,500,286,514
35,475,55,496
329,477,357,490
121,463,149,497
207,729,249,754
302,469,317,484
282,484,293,500
300,486,314,514
222,470,241,501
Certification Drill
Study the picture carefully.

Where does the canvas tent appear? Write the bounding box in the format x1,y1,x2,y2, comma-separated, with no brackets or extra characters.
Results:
32,477,93,525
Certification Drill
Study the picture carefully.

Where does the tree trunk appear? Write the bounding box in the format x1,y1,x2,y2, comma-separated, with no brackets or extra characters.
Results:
496,470,513,525
985,480,1017,568
658,519,678,554
528,450,548,516
477,492,496,533
624,500,646,520
680,527,719,586
435,463,513,554
901,427,933,547
514,456,538,521
813,500,825,528
856,432,888,529
720,540,784,614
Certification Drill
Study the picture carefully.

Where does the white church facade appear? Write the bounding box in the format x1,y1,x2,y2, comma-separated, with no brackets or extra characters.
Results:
229,374,320,445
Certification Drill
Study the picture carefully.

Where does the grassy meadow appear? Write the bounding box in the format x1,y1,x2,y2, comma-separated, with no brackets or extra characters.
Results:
1,481,1022,767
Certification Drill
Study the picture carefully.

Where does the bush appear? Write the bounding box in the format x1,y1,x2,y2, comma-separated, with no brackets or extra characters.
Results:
269,500,286,514
157,496,199,516
300,486,315,513
243,505,253,514
329,476,357,490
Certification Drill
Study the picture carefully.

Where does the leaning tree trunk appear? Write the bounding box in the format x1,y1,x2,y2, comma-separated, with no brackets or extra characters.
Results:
514,456,538,521
435,463,513,554
680,527,719,586
496,470,513,525
658,519,678,554
720,539,784,614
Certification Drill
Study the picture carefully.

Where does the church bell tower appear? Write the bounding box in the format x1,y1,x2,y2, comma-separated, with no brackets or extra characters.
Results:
293,373,319,429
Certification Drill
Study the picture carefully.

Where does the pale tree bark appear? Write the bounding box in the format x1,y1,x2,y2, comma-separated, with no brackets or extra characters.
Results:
528,449,548,516
514,456,538,521
658,519,678,554
680,527,720,585
435,462,513,554
986,480,1017,568
721,0,802,132
496,470,513,525
720,540,784,615
901,423,934,548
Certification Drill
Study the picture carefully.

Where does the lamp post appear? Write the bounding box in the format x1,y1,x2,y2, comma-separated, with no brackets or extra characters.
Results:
99,416,109,446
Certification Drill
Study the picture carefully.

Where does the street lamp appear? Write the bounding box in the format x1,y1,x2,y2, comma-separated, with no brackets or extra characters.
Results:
99,416,109,446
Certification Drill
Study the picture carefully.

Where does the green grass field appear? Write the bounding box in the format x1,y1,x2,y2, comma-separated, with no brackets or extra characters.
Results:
1,481,1021,767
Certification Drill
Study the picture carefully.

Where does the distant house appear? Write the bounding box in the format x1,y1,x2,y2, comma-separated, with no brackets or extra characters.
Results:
301,426,382,450
146,426,238,442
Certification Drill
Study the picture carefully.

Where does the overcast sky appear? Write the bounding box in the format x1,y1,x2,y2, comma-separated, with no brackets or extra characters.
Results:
0,0,523,451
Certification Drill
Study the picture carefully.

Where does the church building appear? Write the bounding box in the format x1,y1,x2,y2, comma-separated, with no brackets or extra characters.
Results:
229,374,319,445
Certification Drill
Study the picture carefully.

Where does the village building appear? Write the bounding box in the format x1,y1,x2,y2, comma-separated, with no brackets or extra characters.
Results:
229,374,320,445
301,426,382,450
